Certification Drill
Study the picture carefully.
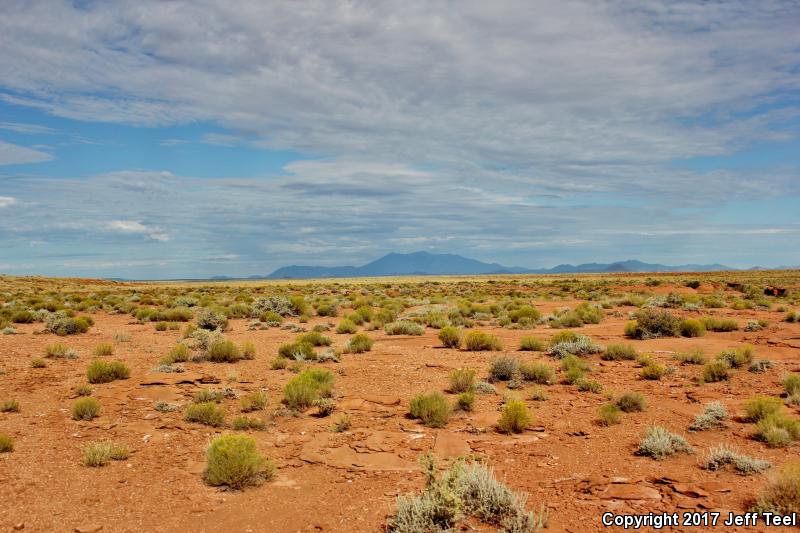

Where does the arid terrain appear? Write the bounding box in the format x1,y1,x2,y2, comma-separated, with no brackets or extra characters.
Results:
1,271,800,532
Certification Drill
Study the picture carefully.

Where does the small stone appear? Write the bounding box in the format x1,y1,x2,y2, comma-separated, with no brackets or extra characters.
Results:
13,523,24,530
75,525,103,533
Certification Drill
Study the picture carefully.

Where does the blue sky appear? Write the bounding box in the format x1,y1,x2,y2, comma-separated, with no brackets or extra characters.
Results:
1,1,799,278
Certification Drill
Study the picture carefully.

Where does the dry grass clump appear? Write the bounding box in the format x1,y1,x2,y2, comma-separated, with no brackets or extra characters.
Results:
519,336,546,352
549,334,603,359
204,434,275,490
30,358,47,368
679,318,706,337
206,339,242,363
448,368,476,393
389,457,545,533
488,356,519,382
640,362,667,380
752,461,800,514
702,360,730,383
625,309,681,339
597,404,621,426
0,434,15,453
754,413,800,448
784,374,800,396
464,331,502,351
717,345,754,369
45,314,93,336
91,343,114,357
283,368,334,410
232,416,266,431
702,445,770,475
1,399,20,413
689,401,727,431
86,360,130,384
331,413,352,432
602,344,637,361
72,397,101,420
636,426,693,459
82,441,129,467
344,333,373,353
335,319,358,334
409,392,451,428
701,317,739,332
161,344,190,365
385,321,424,336
44,343,77,359
456,392,475,412
239,391,267,412
278,340,316,361
616,392,646,412
744,396,784,422
674,349,707,365
519,362,554,384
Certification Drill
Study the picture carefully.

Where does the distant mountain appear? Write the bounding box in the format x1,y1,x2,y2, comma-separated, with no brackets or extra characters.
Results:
264,252,735,279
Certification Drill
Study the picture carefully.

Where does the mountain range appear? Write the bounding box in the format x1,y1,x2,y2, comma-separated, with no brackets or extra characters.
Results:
262,251,736,279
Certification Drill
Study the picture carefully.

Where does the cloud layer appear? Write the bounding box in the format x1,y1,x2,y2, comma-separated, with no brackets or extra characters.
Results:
0,1,799,276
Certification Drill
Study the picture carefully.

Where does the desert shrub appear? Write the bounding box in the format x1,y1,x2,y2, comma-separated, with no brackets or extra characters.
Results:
195,308,228,331
703,445,770,475
194,388,235,403
72,397,101,420
283,369,334,410
74,384,92,396
86,360,130,384
549,335,603,359
674,349,706,365
11,309,34,323
240,341,256,360
750,359,773,373
576,378,603,393
0,434,13,453
625,309,681,339
786,311,799,323
154,401,178,412
549,330,579,345
184,402,226,427
277,341,315,361
519,362,554,384
298,331,332,347
785,374,800,396
679,319,706,338
475,381,496,394
270,356,288,370
240,391,267,412
315,301,338,317
82,441,129,467
314,397,336,417
717,345,754,368
385,321,424,336
488,356,520,382
598,404,621,426
1,399,20,413
232,416,266,431
438,326,462,348
162,344,190,365
636,426,692,459
561,355,590,384
335,319,358,334
45,314,92,335
457,392,475,412
206,339,242,363
204,434,275,489
409,392,450,428
331,413,352,432
602,344,637,361
744,396,784,422
389,459,545,533
640,363,666,380
689,401,728,431
519,336,545,352
344,333,373,353
449,368,476,393
30,358,47,368
44,343,77,359
464,331,502,351
752,461,800,514
154,321,169,331
498,400,531,434
754,412,800,447
702,360,730,383
508,305,542,324
616,392,646,413
701,317,739,332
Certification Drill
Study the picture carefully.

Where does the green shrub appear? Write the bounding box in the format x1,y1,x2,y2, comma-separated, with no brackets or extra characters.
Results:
598,404,621,426
519,336,545,351
232,416,266,431
755,413,800,447
679,319,706,337
689,401,727,431
519,362,554,384
30,358,47,368
744,396,784,422
464,331,502,351
44,343,77,359
602,344,637,361
184,402,226,427
457,392,475,412
786,311,798,323
576,379,603,393
701,317,738,332
283,369,334,410
674,349,706,365
702,361,730,383
385,321,424,336
74,384,93,396
270,356,288,370
344,333,373,353
625,309,681,339
206,339,242,363
331,414,352,432
45,315,92,335
82,441,129,467
616,392,646,413
703,445,770,475
549,334,603,359
640,363,666,380
86,360,130,384
438,326,462,348
298,331,332,347
240,391,267,412
72,397,101,420
488,356,519,381
240,341,256,360
497,400,531,434
0,434,13,453
195,308,228,331
409,392,450,428
11,309,34,323
448,368,476,393
717,345,754,368
335,319,358,334
752,461,800,514
636,426,693,459
549,330,578,345
508,305,541,324
162,344,190,364
277,341,315,361
785,374,800,396
204,434,275,489
1,399,20,413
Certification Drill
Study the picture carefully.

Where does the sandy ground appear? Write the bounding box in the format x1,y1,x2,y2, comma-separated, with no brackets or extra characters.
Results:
1,295,800,532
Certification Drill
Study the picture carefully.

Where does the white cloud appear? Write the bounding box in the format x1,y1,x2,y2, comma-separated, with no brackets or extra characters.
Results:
0,121,56,135
0,140,53,165
0,196,17,208
107,220,170,242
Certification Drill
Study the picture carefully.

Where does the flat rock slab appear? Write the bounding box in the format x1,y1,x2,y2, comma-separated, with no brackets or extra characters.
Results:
433,432,471,458
601,484,661,501
300,434,416,472
139,372,205,386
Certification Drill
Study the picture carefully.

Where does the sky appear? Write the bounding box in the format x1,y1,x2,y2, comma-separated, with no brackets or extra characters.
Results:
1,0,799,279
